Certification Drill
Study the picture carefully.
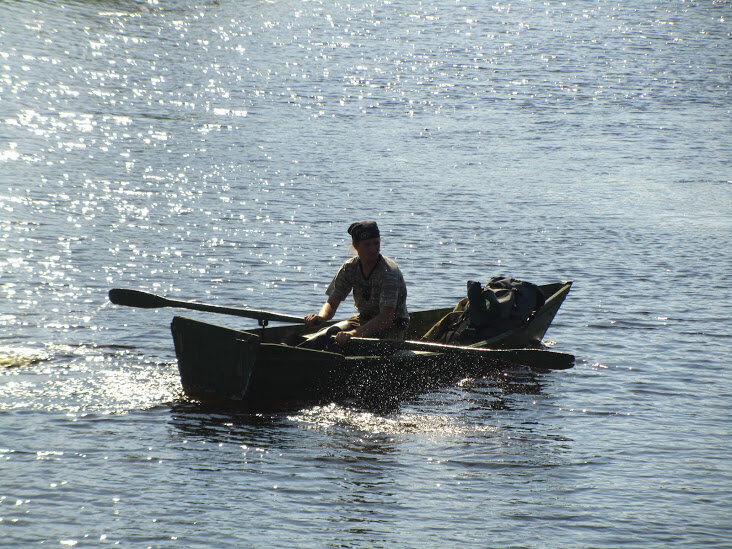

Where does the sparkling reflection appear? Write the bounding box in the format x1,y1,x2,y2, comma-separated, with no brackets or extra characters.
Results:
0,345,181,414
289,402,499,436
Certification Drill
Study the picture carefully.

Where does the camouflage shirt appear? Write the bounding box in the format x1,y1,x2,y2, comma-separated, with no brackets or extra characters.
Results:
326,255,409,324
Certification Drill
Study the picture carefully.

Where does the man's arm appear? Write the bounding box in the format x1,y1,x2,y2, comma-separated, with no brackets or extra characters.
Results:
334,306,395,345
304,296,341,327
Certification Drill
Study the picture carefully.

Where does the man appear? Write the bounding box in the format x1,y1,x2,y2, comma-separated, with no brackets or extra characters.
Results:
304,221,409,348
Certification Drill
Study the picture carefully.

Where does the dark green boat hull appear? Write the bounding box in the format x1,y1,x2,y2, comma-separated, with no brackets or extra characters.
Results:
171,281,572,409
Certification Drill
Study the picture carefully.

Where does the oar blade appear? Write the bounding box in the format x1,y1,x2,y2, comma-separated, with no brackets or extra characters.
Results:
109,288,168,309
108,288,303,323
502,348,575,371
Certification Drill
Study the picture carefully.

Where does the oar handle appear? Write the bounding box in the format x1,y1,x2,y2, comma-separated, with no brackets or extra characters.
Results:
108,288,304,324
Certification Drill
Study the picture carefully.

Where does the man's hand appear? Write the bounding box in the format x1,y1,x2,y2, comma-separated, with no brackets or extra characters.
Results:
334,329,357,346
304,314,325,328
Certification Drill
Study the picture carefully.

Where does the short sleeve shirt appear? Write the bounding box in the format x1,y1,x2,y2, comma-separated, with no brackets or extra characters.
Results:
326,255,409,323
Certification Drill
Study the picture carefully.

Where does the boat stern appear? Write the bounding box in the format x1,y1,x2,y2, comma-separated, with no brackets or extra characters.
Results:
171,316,260,401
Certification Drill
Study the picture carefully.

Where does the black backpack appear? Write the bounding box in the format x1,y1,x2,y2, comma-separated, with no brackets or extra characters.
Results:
423,277,545,344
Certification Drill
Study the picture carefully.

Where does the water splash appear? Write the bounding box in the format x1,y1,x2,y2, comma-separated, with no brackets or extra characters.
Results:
289,402,498,436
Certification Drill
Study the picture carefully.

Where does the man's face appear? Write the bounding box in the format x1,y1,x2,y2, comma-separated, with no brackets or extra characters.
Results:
355,237,381,261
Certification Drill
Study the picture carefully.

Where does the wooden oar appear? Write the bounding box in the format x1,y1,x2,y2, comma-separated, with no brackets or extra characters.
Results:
108,288,303,324
350,337,574,371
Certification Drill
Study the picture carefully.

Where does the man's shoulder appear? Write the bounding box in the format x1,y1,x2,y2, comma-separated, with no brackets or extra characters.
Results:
379,255,402,273
337,256,361,276
341,256,360,268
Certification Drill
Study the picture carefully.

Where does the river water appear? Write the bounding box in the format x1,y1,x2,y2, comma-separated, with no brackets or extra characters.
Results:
1,0,730,546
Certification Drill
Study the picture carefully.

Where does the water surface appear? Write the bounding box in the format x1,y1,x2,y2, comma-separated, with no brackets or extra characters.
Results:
1,1,730,546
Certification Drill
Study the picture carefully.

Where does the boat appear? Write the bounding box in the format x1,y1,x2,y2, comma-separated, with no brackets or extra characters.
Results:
169,281,573,410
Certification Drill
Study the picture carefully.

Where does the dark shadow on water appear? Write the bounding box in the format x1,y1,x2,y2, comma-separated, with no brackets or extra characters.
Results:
458,368,548,411
166,400,311,450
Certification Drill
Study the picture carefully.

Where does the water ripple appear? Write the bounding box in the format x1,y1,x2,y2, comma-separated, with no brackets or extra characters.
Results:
1,0,730,547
